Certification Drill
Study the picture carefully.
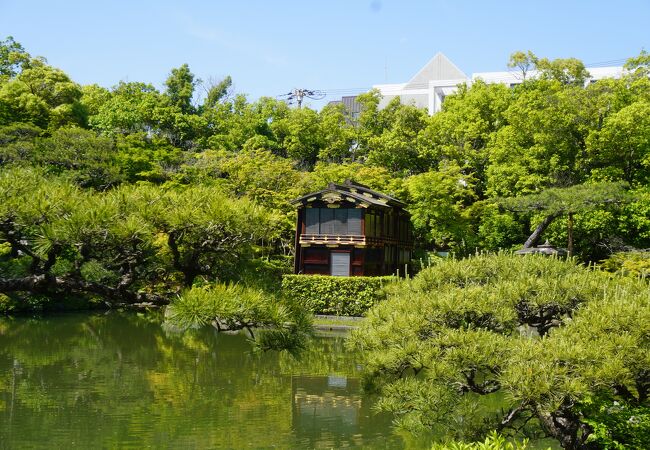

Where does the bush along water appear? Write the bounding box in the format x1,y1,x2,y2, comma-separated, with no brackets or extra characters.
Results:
166,283,313,354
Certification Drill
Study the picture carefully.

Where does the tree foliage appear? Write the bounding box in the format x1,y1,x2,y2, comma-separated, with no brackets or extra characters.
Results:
164,63,196,114
0,37,649,271
0,167,272,307
349,254,650,448
0,36,31,79
166,283,312,352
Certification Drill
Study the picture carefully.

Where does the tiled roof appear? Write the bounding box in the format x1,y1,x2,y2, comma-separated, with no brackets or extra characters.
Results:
291,180,406,208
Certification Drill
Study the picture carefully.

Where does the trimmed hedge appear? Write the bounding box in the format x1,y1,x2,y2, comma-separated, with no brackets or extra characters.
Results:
282,274,396,316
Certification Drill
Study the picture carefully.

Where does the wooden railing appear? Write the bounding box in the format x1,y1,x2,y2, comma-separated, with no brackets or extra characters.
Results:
299,234,413,248
299,234,366,245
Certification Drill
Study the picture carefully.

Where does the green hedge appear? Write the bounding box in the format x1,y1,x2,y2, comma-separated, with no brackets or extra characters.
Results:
282,275,396,316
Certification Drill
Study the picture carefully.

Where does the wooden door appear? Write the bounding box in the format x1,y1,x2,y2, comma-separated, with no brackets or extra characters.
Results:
330,252,350,277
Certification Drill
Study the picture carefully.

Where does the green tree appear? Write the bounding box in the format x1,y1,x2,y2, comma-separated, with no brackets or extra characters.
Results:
80,83,111,117
507,50,538,81
353,88,395,160
349,254,650,448
0,122,41,163
499,182,630,256
0,36,31,79
366,102,429,174
624,49,650,79
35,126,122,188
114,132,183,183
167,283,312,352
152,101,207,149
204,94,279,152
181,148,304,252
317,102,355,163
89,81,161,135
406,162,477,252
164,63,196,114
486,81,589,197
0,167,278,305
535,56,590,86
0,60,85,129
138,184,271,286
203,75,233,108
272,107,324,168
0,167,161,305
418,80,512,195
586,101,650,184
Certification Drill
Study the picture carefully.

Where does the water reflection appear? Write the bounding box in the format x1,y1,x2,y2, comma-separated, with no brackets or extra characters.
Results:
0,312,404,449
292,375,398,448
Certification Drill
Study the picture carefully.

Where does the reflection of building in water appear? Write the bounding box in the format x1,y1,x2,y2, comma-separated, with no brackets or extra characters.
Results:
292,375,361,431
291,375,394,448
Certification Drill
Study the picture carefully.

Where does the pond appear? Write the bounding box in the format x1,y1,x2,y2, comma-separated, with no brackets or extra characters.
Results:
0,312,418,449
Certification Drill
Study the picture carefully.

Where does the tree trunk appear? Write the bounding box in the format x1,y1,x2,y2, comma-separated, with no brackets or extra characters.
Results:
0,275,169,306
183,269,198,287
567,212,574,257
523,213,560,248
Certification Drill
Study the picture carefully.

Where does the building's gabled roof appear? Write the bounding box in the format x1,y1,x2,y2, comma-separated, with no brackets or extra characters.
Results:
291,180,406,209
405,52,467,89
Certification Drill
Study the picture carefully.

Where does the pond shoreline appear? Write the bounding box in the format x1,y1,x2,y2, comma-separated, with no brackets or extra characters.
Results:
313,314,364,331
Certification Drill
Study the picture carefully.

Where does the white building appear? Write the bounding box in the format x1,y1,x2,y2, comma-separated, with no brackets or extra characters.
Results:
373,53,624,115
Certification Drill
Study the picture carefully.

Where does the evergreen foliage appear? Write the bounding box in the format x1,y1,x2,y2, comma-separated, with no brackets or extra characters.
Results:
166,283,312,352
600,250,650,279
0,167,271,306
349,254,650,448
431,431,532,450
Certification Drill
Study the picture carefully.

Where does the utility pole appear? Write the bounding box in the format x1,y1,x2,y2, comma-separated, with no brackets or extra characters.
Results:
279,88,325,108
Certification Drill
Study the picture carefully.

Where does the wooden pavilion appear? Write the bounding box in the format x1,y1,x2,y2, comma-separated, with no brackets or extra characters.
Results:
291,180,414,276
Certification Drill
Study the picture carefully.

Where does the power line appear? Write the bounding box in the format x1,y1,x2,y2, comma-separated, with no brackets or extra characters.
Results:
584,58,629,67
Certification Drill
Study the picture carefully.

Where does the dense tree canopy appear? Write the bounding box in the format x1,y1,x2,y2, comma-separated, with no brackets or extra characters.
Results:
1,38,648,261
0,37,648,297
0,167,269,301
349,254,650,449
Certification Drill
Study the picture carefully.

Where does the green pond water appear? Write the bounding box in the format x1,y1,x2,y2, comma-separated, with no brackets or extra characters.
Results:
0,312,415,449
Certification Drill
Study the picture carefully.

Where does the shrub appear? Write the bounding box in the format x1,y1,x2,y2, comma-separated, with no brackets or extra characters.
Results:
281,274,396,316
166,283,313,353
0,293,15,313
600,250,650,279
431,431,531,450
581,398,650,449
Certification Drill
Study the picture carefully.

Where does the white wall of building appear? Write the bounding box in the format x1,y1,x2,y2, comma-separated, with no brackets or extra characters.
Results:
373,54,625,115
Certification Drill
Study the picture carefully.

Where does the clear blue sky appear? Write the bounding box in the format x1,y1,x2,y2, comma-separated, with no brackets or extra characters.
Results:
1,0,648,107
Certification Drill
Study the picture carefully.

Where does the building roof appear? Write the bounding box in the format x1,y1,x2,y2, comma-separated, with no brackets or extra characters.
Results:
405,52,467,89
291,180,406,209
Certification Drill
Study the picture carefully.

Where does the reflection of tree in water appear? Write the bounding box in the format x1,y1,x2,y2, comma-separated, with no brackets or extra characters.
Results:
278,333,361,377
0,312,403,449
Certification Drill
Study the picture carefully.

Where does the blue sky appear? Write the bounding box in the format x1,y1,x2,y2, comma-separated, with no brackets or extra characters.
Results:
1,0,648,107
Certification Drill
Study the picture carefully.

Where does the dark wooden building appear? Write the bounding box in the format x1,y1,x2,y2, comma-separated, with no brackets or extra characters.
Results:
292,180,414,276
